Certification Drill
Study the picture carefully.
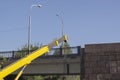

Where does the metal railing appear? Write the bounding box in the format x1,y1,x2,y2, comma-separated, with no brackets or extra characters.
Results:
0,46,80,60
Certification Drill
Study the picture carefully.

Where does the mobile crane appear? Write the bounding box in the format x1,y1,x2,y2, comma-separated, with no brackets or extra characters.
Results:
0,35,68,80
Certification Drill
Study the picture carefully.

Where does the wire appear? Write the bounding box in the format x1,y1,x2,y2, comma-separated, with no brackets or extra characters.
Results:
0,27,27,33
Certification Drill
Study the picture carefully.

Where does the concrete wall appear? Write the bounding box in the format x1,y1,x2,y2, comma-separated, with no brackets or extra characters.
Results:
83,43,120,80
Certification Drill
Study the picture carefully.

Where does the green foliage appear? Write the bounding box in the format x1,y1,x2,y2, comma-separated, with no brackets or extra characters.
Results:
19,44,39,51
22,76,44,80
14,43,40,58
63,75,80,80
0,55,7,69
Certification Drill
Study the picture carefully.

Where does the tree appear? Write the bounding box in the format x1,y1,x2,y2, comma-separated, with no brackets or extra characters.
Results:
14,43,40,58
0,55,7,69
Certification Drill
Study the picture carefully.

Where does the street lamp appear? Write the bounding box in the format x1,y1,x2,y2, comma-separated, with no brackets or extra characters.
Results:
56,14,64,37
56,14,64,48
28,4,42,54
56,14,65,55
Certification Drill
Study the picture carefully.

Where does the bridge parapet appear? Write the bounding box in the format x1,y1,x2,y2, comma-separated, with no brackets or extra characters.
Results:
0,46,81,61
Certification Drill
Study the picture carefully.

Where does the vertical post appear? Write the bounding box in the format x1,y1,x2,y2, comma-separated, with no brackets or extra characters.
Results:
77,46,81,55
28,15,31,54
67,64,69,75
12,51,15,59
80,48,85,80
60,47,62,55
56,14,64,54
56,14,64,39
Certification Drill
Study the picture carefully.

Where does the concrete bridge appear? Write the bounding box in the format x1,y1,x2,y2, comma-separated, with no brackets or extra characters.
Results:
0,46,82,76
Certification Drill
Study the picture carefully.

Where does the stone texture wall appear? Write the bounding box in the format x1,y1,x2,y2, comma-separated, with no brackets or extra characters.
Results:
83,43,120,80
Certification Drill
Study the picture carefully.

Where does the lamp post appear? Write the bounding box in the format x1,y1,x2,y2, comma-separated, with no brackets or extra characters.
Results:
56,14,65,55
28,4,42,54
56,14,64,48
56,14,64,37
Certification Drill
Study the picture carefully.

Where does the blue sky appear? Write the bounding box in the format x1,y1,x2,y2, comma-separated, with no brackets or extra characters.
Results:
0,0,120,51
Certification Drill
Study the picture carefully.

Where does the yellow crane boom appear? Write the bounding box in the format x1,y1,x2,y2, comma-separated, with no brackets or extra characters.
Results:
0,35,68,80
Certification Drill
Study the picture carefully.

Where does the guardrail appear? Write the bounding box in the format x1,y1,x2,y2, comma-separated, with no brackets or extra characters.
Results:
0,46,80,60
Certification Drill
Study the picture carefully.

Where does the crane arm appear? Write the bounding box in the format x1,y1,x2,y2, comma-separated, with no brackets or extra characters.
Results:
0,35,68,79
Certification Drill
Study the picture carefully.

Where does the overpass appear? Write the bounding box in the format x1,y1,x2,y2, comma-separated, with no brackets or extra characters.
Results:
0,46,82,75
